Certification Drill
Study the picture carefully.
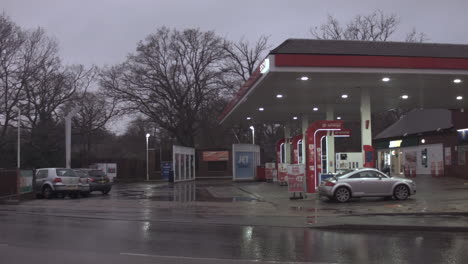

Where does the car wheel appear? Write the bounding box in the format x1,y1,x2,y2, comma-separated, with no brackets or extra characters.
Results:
394,185,410,200
101,189,110,195
334,187,351,203
42,186,53,199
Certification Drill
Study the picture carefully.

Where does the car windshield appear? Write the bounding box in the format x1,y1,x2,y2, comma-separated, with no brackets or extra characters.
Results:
88,170,106,177
74,170,87,177
56,169,77,177
335,169,355,178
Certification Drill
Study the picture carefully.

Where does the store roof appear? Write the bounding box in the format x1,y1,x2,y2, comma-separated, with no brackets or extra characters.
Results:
374,109,453,139
271,39,468,58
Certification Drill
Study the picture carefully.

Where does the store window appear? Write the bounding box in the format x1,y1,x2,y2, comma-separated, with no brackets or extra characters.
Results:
458,145,467,165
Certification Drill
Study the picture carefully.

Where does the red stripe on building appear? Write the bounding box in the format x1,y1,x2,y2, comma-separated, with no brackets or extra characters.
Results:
275,54,468,70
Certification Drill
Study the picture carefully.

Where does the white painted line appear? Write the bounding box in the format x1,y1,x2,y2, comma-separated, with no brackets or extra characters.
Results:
120,252,336,264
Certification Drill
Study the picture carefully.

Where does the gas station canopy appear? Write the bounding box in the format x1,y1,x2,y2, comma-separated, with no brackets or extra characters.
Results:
219,39,468,124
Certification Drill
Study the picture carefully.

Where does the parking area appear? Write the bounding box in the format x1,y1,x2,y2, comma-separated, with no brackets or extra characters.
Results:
2,176,465,224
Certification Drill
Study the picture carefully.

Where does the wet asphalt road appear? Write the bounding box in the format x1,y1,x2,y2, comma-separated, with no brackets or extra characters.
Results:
2,181,468,263
2,210,468,263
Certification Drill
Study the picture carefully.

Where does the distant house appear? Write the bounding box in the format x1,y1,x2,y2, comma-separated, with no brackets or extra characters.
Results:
374,109,468,178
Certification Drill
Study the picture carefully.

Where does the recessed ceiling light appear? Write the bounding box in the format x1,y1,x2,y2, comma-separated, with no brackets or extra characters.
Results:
454,79,462,84
337,117,342,120
401,95,409,99
258,107,264,111
341,94,348,99
300,76,309,81
313,107,318,111
382,77,390,82
293,116,298,120
246,117,251,120
457,96,463,100
276,94,283,98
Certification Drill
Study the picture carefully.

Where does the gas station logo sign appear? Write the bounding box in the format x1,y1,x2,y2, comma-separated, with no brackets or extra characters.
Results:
320,121,343,129
260,58,270,74
389,140,403,148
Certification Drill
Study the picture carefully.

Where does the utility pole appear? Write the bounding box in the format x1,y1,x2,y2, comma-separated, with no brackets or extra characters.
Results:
65,106,81,168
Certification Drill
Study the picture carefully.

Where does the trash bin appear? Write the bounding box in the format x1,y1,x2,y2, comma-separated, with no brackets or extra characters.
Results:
256,165,266,181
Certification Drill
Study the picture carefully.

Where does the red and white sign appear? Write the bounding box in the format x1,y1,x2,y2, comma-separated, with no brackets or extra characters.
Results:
333,129,352,137
278,163,288,184
287,164,305,193
203,151,229,161
265,163,276,180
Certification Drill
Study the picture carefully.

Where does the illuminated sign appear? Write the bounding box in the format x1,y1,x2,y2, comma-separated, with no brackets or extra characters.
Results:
333,129,351,137
389,140,402,148
260,58,270,74
203,151,229,161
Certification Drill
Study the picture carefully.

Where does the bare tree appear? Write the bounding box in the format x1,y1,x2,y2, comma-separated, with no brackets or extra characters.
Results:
101,27,226,147
219,36,270,97
311,10,426,42
0,14,27,147
405,28,429,43
70,90,119,165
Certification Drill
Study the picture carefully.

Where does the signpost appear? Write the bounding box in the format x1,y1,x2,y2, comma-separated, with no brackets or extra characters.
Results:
287,164,305,199
278,163,288,186
265,163,275,182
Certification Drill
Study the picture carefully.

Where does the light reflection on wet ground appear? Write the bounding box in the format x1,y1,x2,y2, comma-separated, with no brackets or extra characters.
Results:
113,181,258,203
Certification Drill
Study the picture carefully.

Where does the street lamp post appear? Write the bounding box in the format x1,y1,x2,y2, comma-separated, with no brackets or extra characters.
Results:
146,133,150,181
249,126,255,145
17,108,21,169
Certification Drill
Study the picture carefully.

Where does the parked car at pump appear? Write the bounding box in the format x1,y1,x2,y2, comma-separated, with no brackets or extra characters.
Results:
74,169,112,195
34,168,81,199
318,168,416,203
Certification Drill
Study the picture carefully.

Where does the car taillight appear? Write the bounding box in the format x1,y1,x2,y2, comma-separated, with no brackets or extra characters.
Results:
325,181,335,187
53,178,62,183
88,178,95,182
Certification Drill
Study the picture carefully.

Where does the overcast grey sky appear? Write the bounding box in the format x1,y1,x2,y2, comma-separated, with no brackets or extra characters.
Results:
2,0,468,67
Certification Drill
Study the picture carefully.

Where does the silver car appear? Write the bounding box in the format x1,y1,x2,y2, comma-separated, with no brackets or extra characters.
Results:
34,168,81,199
318,168,416,203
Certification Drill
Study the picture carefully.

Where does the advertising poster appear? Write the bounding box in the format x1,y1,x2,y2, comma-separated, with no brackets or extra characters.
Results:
161,161,172,180
235,152,254,179
278,163,288,184
445,147,451,166
265,163,275,181
287,164,305,193
404,151,417,177
19,170,33,194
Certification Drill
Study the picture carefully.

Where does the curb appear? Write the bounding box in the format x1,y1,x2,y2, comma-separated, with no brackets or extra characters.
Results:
311,224,468,232
343,211,468,217
0,200,20,205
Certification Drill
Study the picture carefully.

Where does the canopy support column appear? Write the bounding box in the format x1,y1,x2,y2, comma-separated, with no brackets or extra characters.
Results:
361,87,373,166
326,105,335,173
284,125,291,164
301,114,309,164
